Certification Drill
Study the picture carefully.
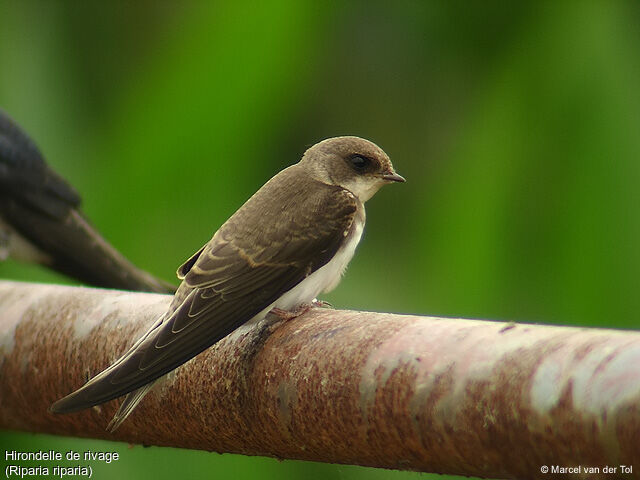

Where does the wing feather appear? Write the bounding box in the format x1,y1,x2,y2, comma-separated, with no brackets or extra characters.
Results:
51,170,359,413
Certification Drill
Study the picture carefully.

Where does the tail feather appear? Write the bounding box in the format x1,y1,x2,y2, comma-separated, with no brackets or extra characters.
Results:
50,314,166,415
106,381,157,432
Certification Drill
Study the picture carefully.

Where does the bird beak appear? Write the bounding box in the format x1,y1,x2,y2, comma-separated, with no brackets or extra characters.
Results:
382,172,406,183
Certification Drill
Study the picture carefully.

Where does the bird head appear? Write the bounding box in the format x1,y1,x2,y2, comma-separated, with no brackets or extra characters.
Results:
300,136,405,202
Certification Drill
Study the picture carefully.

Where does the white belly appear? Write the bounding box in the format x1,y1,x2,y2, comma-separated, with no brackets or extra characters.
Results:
237,217,365,332
231,210,366,335
275,218,364,310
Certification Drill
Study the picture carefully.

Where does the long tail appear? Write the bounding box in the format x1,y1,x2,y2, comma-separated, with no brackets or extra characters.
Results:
106,381,157,432
3,207,175,293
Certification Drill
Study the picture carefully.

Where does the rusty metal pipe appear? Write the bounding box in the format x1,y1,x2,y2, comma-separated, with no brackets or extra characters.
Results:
0,280,639,478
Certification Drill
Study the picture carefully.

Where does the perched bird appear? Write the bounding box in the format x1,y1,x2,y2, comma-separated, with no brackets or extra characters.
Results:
51,136,405,430
0,109,174,293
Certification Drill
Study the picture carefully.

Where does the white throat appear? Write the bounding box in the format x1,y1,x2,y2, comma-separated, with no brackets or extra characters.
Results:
341,177,386,203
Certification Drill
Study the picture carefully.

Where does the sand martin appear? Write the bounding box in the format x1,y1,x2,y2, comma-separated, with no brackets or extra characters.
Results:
0,109,173,293
51,136,404,430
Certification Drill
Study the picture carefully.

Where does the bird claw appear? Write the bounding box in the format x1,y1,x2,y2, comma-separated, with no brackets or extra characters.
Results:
269,303,313,320
311,298,333,309
269,298,334,320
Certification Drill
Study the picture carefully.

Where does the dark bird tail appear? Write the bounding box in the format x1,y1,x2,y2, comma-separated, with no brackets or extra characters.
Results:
0,109,175,293
3,203,175,293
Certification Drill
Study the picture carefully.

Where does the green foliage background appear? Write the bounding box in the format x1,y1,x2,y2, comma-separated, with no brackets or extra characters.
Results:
1,1,640,479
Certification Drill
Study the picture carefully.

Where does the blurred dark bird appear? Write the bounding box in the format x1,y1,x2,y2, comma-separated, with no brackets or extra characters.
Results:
51,136,404,431
0,109,174,293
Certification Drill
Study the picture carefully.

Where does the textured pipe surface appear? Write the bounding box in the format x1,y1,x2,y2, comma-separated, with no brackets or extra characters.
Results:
0,280,639,479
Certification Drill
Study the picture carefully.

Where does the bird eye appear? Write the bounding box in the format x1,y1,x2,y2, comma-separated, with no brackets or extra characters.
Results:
349,155,371,172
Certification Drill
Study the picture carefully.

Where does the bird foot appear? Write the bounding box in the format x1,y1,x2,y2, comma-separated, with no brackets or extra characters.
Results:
311,298,333,309
270,303,313,320
269,298,333,320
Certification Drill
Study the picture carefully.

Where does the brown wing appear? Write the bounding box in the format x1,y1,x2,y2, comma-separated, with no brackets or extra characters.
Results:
51,169,358,412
